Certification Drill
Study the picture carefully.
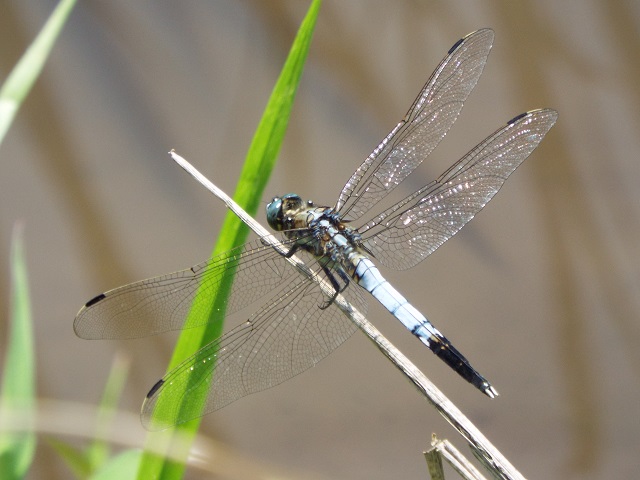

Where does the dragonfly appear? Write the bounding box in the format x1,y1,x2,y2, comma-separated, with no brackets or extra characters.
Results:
74,28,557,430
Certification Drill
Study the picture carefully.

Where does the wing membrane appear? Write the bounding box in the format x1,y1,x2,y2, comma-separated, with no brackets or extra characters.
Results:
141,274,366,430
335,28,494,221
359,109,558,269
74,237,302,340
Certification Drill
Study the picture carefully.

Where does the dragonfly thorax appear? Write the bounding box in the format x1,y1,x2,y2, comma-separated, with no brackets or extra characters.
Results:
266,193,363,261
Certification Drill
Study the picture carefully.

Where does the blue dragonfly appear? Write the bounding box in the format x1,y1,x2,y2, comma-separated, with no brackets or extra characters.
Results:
74,28,557,430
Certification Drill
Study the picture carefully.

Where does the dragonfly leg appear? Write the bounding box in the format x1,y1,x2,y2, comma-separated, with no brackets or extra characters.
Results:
283,244,300,258
318,265,350,310
261,237,301,258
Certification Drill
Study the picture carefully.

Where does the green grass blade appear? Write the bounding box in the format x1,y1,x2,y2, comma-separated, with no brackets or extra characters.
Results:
0,225,36,479
47,438,91,478
87,353,130,472
90,449,142,480
49,353,130,478
0,0,77,145
136,1,322,478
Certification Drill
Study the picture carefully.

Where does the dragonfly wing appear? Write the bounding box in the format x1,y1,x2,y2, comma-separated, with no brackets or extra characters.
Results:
359,109,558,270
74,237,300,340
141,273,367,430
335,28,494,221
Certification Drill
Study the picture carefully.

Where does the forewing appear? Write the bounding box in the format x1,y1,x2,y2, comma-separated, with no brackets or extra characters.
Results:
359,109,558,269
74,237,300,340
335,28,494,221
141,273,367,430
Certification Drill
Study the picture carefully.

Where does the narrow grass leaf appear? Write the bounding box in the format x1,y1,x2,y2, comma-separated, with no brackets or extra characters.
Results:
0,225,36,478
90,449,142,480
136,1,322,478
86,353,130,472
0,0,77,144
48,353,129,478
47,438,91,478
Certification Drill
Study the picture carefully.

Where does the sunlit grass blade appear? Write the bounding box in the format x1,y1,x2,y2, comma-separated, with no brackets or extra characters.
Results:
90,449,142,480
87,353,130,471
136,1,322,478
0,0,77,144
0,224,36,479
47,438,91,478
49,353,131,477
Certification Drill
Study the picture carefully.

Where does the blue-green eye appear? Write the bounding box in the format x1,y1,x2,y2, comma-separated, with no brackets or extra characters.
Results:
266,196,283,230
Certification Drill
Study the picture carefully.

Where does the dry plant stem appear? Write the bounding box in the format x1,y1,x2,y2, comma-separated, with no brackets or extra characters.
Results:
169,150,526,480
426,436,489,480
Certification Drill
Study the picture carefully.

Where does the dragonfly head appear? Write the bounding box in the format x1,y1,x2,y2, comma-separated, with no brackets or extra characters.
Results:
266,193,304,231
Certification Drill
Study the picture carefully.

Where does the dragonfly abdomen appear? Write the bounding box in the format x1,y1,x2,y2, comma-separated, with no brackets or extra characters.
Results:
353,257,498,398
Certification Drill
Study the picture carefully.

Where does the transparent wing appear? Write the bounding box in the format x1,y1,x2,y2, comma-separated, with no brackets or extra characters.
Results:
358,109,558,270
74,237,305,340
141,272,367,430
335,28,494,221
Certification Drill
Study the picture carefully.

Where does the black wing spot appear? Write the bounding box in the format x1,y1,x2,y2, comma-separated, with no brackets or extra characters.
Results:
85,293,106,308
448,37,464,54
147,379,164,398
507,112,528,125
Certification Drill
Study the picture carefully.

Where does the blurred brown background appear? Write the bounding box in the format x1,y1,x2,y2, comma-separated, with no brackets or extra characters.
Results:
1,1,639,479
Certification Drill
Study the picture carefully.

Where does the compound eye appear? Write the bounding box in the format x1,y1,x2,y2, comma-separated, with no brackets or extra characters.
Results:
266,197,284,231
